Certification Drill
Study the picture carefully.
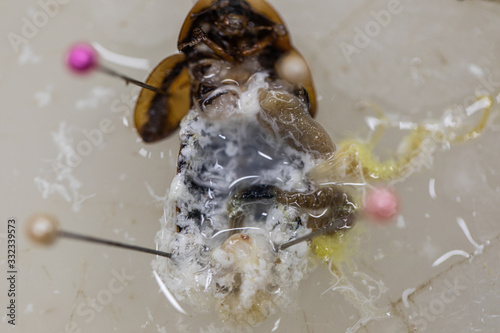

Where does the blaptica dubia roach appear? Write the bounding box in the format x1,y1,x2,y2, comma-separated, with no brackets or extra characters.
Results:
27,0,494,327
134,0,357,324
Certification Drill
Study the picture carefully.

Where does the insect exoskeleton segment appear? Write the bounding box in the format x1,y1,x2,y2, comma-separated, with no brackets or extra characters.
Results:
130,0,358,325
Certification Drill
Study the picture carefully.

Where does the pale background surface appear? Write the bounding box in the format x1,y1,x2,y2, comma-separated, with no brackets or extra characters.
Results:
1,0,500,332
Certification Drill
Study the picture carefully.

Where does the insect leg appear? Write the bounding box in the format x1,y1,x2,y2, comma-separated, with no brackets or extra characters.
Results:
178,27,235,62
240,24,286,57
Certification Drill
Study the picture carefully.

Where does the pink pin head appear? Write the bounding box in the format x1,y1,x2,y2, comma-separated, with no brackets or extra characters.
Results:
363,187,399,225
66,43,98,74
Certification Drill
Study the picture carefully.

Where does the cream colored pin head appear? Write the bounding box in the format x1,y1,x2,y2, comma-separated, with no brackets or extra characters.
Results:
26,214,59,246
277,50,310,85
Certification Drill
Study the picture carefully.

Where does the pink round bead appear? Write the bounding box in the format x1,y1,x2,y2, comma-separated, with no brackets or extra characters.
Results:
364,187,399,224
66,43,98,73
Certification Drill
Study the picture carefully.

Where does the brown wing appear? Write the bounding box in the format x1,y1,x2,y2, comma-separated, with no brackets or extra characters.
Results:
134,53,190,143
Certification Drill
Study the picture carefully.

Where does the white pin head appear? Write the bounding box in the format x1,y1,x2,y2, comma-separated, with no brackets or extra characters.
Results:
26,214,59,246
277,50,310,85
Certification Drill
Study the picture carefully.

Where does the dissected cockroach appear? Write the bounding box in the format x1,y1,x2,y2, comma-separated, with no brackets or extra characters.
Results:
134,0,357,324
28,0,495,327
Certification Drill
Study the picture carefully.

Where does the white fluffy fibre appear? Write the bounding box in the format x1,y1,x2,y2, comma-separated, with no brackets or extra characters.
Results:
152,73,316,324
